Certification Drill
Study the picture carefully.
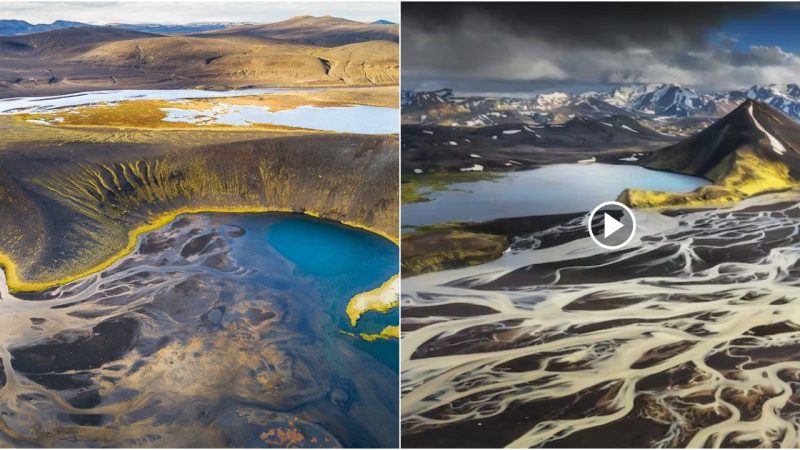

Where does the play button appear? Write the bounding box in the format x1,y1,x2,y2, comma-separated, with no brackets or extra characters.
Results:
603,213,623,238
588,201,637,250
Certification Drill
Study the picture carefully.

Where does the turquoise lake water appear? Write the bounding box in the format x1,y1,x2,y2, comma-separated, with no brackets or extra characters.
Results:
224,214,399,368
403,163,711,227
261,216,399,367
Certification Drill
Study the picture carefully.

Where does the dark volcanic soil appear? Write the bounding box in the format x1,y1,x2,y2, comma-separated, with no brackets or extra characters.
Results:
401,120,675,175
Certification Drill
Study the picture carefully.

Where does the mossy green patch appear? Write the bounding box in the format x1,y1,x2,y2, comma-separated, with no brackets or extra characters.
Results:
620,152,798,208
402,228,508,277
401,171,499,204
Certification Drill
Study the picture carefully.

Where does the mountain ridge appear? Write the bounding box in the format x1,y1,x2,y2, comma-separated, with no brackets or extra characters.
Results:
194,15,398,46
0,16,395,39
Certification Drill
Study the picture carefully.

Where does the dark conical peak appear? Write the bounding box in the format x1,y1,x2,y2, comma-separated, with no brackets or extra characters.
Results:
730,98,763,114
739,98,757,108
724,98,782,124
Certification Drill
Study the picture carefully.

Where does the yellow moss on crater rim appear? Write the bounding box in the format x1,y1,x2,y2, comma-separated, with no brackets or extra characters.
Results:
0,207,398,293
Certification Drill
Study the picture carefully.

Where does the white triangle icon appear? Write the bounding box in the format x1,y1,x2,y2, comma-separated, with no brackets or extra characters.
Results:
603,213,624,238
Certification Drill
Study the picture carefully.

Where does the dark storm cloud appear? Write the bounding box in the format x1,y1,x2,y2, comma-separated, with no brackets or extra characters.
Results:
402,2,796,92
404,2,762,50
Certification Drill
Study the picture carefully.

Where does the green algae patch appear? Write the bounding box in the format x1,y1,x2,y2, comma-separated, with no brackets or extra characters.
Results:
402,171,499,204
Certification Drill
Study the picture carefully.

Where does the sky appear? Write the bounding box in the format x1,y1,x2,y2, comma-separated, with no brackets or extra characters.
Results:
0,1,398,25
402,2,800,94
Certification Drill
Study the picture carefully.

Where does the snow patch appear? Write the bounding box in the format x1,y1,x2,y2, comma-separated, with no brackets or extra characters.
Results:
26,116,64,125
621,125,639,133
422,130,434,135
503,129,522,135
414,168,424,174
748,103,787,155
460,164,484,172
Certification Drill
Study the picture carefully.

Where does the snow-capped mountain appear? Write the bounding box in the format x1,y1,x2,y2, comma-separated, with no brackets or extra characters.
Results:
732,84,800,121
583,84,709,117
564,83,800,121
402,89,474,123
531,92,571,110
402,83,800,126
594,85,650,108
627,85,708,117
603,83,800,121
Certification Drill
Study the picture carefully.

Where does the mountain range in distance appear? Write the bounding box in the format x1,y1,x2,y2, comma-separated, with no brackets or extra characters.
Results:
0,17,396,36
402,83,800,125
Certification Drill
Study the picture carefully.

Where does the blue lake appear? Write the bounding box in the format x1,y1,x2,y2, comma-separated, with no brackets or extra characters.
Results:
0,88,299,113
161,104,399,134
403,163,711,227
225,214,399,368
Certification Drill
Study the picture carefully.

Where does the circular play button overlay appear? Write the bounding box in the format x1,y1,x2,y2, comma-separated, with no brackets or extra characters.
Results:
588,201,637,250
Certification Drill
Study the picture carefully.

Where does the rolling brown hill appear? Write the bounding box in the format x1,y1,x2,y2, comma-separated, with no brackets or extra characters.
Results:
196,15,399,46
0,26,157,56
0,16,398,97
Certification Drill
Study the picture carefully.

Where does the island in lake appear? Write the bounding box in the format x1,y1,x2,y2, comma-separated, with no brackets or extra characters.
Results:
0,3,399,447
401,3,800,448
